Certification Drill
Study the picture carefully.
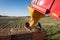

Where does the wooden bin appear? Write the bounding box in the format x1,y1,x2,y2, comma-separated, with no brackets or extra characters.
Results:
32,30,46,40
0,29,46,40
0,35,11,40
11,29,46,40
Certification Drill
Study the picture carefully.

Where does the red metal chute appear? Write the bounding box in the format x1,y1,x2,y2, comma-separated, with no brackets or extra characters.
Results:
30,0,60,20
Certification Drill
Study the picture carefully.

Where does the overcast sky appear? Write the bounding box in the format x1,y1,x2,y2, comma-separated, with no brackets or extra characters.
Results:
0,0,30,16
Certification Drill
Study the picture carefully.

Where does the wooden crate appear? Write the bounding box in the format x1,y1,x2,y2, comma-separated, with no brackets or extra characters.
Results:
11,33,32,40
0,35,11,40
0,29,46,40
32,30,46,40
11,30,46,40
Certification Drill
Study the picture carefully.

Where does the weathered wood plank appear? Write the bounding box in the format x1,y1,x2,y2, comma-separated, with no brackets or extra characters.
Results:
0,29,46,40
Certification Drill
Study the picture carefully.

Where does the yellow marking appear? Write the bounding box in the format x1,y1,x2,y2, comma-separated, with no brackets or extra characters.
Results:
28,6,35,16
52,13,58,17
28,6,44,28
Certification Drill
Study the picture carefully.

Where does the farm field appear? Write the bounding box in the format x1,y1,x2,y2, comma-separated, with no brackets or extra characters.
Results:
40,17,60,40
0,16,60,40
0,17,26,28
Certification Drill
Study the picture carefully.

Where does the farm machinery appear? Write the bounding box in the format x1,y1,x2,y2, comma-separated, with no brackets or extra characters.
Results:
25,0,60,31
0,0,60,40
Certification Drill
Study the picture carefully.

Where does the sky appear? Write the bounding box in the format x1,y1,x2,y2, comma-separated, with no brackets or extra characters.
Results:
0,0,30,16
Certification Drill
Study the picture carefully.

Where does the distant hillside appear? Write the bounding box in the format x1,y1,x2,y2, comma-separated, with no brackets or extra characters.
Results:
0,15,8,17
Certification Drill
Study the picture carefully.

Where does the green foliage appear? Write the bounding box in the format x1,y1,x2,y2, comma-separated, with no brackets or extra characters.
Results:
40,17,60,40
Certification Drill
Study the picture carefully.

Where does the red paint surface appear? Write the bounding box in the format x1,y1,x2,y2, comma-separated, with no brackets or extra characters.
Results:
58,38,60,40
30,0,60,20
50,0,60,20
